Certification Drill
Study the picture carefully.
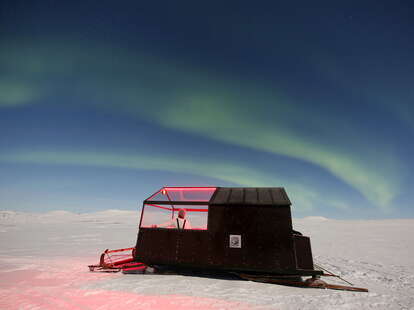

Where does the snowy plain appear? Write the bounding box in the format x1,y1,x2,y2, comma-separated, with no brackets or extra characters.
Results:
0,210,413,310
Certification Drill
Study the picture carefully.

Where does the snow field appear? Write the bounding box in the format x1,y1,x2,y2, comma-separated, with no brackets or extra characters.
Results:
0,210,413,309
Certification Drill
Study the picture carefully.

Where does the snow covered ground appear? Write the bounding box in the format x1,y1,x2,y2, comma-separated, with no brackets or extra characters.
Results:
0,210,413,310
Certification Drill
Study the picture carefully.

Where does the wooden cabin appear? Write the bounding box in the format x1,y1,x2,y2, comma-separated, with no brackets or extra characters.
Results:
135,187,321,276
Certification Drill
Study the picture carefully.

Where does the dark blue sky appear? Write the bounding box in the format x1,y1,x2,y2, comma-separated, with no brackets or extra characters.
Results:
1,1,413,218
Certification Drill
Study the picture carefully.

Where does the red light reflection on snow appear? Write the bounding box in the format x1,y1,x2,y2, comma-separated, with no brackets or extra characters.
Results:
0,261,257,310
0,288,256,310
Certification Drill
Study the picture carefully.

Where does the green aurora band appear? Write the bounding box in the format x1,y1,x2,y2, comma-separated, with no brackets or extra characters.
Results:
0,150,332,212
0,38,404,211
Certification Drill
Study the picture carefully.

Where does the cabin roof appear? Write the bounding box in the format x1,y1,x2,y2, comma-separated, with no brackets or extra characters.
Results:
210,187,291,206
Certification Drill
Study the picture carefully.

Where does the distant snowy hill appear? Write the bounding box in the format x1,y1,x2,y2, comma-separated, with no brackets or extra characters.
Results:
0,210,413,309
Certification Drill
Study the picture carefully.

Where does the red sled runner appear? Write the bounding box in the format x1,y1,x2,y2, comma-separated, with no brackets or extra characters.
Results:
88,247,149,274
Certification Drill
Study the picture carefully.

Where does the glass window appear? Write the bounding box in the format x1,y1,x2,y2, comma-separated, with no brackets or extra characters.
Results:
140,204,208,230
146,187,216,202
140,203,173,228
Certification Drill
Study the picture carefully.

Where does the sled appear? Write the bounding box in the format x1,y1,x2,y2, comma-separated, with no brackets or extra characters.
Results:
89,246,368,292
88,246,152,274
88,187,368,292
88,247,136,272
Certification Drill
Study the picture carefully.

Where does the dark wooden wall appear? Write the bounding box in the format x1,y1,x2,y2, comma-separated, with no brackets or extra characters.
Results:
135,204,311,274
207,205,297,272
136,229,210,267
293,235,314,270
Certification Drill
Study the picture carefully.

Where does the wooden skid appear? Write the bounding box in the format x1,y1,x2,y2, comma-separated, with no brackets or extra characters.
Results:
237,273,368,292
323,283,368,292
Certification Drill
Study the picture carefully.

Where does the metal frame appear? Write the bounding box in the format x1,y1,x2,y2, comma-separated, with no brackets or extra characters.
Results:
143,200,210,205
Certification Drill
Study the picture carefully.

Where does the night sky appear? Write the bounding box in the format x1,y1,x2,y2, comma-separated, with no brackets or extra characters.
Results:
1,1,413,218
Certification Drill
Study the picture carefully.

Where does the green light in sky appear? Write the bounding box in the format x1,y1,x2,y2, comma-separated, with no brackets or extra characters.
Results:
0,38,403,211
0,150,333,212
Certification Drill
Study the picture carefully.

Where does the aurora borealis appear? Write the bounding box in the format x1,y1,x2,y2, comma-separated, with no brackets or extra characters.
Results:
1,1,413,218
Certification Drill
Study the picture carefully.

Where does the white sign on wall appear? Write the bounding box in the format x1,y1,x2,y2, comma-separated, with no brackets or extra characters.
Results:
229,234,241,248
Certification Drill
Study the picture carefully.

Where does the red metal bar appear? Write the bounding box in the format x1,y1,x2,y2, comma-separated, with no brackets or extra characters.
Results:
146,204,173,211
146,204,208,212
104,247,135,254
146,187,163,201
163,187,217,191
173,208,207,212
107,257,134,266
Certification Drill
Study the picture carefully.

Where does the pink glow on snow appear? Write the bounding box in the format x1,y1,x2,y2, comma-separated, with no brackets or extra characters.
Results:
0,260,257,310
2,210,413,309
0,287,257,310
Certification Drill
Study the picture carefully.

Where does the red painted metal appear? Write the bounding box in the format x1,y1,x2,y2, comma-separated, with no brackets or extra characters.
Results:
163,187,217,191
146,188,162,201
146,204,208,212
176,208,207,212
146,204,173,211
89,247,137,272
146,187,216,200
